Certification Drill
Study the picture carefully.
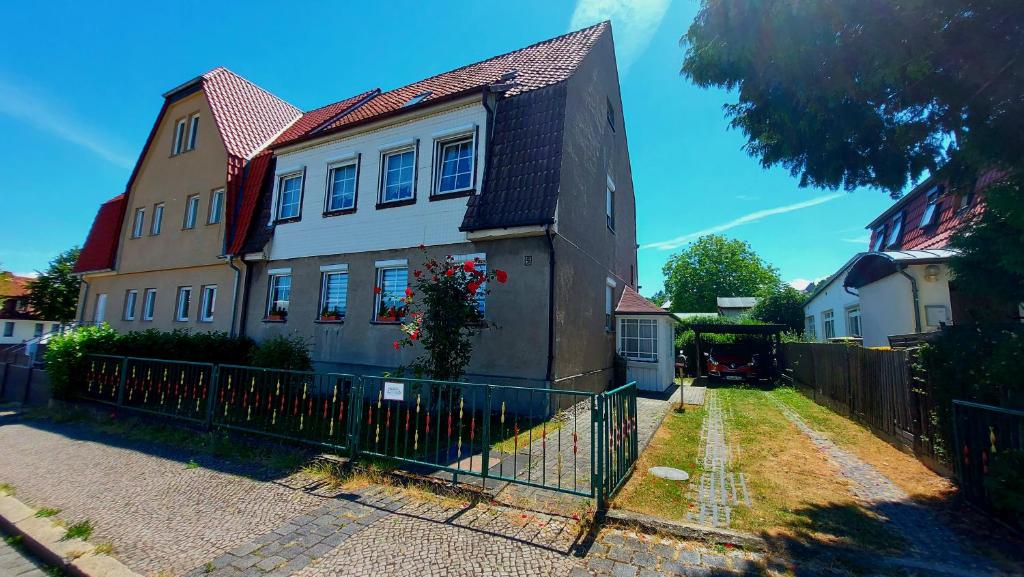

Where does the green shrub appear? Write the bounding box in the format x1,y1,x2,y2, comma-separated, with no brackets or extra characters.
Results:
674,315,773,375
45,324,119,399
248,334,313,372
984,450,1024,528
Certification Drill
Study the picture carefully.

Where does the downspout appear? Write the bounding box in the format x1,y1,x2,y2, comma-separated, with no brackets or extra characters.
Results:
898,265,923,333
227,256,242,337
78,276,90,324
545,226,556,385
238,259,253,338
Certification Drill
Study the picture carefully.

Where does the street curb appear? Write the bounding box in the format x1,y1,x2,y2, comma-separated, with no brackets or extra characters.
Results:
0,494,141,577
604,508,768,551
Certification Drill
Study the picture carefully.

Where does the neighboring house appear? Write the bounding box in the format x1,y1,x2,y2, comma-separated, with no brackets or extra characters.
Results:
802,255,863,342
74,68,302,334
0,273,60,347
716,297,757,318
615,287,676,392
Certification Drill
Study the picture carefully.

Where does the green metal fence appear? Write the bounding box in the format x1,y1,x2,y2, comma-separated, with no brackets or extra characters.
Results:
77,354,639,504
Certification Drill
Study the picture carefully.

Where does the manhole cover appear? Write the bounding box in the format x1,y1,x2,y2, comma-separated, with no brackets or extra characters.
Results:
649,466,689,481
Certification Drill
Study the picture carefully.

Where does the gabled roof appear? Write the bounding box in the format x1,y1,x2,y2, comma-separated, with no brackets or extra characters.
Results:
228,150,275,255
271,89,380,146
274,22,609,148
0,273,32,298
804,253,866,304
717,297,758,309
74,194,126,274
844,249,957,289
616,286,671,316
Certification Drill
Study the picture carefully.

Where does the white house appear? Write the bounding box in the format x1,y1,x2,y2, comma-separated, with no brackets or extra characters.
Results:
802,255,863,342
615,286,676,392
0,273,61,348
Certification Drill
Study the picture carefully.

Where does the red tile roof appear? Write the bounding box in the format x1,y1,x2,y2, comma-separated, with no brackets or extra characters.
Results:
272,89,380,146
616,286,670,315
201,67,302,160
275,22,609,147
73,194,126,273
228,150,274,255
0,273,32,298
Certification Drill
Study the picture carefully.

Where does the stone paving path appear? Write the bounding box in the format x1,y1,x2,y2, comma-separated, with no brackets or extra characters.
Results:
686,391,750,529
0,532,48,577
581,527,766,577
767,393,1003,576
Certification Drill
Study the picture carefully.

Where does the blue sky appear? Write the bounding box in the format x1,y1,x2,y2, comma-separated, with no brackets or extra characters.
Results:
0,0,896,296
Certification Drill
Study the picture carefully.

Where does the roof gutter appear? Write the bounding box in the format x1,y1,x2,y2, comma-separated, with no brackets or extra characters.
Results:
227,256,242,337
545,225,557,385
898,265,923,333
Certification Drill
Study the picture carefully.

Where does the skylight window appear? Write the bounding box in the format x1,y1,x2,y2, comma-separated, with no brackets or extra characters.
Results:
403,91,431,107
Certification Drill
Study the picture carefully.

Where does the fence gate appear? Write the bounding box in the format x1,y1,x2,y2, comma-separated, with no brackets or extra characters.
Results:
952,400,1024,509
78,355,640,505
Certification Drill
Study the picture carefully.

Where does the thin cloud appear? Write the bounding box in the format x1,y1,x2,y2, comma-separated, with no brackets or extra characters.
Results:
570,0,671,73
841,235,871,244
641,192,845,250
0,73,133,168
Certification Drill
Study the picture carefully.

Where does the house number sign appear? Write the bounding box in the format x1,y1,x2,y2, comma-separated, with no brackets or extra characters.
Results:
383,381,405,402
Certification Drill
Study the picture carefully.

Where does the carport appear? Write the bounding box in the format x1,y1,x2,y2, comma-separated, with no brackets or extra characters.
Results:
690,323,787,379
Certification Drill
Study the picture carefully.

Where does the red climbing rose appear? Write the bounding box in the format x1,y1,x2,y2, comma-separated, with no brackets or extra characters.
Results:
495,269,508,283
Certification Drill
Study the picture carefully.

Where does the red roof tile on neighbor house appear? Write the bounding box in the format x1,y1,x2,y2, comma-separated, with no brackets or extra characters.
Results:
228,150,274,255
275,22,609,147
74,194,126,273
201,67,302,160
0,273,32,298
272,89,381,146
616,286,670,315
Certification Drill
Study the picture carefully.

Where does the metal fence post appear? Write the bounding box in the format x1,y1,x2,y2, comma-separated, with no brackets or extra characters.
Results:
595,393,606,510
481,385,492,490
205,364,219,430
116,356,128,406
348,377,362,460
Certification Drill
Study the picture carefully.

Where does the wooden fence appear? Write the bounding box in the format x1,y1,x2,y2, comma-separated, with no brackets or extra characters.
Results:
780,342,949,474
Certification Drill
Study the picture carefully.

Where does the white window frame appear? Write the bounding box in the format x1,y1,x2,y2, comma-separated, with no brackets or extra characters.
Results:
605,277,617,331
208,188,225,225
175,286,192,322
379,146,417,205
142,289,157,321
319,265,349,320
131,207,145,238
186,114,200,151
172,118,187,155
606,176,616,232
805,315,816,339
199,285,217,322
823,309,836,340
276,172,304,221
123,289,138,321
266,273,292,318
619,317,658,362
432,132,476,196
374,264,408,322
325,160,359,213
871,225,886,252
846,306,862,338
886,212,903,248
94,293,107,323
151,203,164,235
184,194,200,229
453,253,487,316
919,187,941,228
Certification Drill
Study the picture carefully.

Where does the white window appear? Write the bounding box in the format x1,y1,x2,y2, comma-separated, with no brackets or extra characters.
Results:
925,305,949,327
619,318,658,362
434,136,474,195
606,180,616,232
50,323,60,333
151,203,164,235
846,306,862,337
886,213,903,248
823,309,835,339
2,322,13,338
805,315,816,339
172,118,186,155
33,323,43,338
454,254,487,316
186,114,200,151
326,162,358,212
319,269,349,319
94,293,107,323
267,274,291,318
142,289,157,321
175,287,192,321
277,173,303,220
131,207,145,238
200,285,217,322
380,148,416,204
208,188,224,224
605,278,616,331
871,225,886,252
184,194,200,229
123,289,138,321
374,265,408,322
919,187,941,228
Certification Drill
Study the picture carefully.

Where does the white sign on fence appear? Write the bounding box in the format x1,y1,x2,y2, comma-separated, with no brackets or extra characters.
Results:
383,381,405,402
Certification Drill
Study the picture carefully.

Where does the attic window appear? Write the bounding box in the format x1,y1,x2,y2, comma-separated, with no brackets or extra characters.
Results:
919,186,942,228
607,97,616,131
886,212,903,248
403,91,432,107
871,225,886,252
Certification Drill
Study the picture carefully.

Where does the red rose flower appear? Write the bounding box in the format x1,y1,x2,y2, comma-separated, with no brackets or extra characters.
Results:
413,270,422,278
392,341,400,350
405,287,414,297
374,286,382,294
433,275,439,282
467,282,480,294
445,269,454,277
410,330,419,341
463,260,476,272
418,243,426,250
495,269,508,283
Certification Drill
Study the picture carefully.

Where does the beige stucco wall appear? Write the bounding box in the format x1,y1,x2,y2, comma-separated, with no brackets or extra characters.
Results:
117,90,230,274
859,264,953,347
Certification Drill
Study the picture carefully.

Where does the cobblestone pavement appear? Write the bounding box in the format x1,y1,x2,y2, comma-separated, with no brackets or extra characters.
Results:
0,532,48,577
686,391,750,529
580,528,766,577
768,394,1003,576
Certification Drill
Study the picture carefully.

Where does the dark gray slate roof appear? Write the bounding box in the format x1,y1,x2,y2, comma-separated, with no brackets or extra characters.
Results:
460,82,567,231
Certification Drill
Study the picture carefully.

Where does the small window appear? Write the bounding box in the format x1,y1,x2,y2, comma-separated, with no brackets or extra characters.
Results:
374,266,408,322
33,323,43,338
172,118,186,155
619,318,657,361
50,323,60,334
380,148,416,204
277,173,303,220
925,305,949,327
403,91,431,107
846,306,862,337
123,289,138,321
454,255,488,316
184,194,200,229
2,322,13,338
870,225,886,252
919,187,941,228
606,97,616,131
266,274,291,319
886,213,903,248
606,178,616,232
959,191,974,210
434,136,474,195
805,315,816,339
319,271,349,319
175,287,192,321
131,207,145,238
186,114,200,151
200,285,217,322
326,162,358,212
208,188,224,224
94,293,107,323
823,309,835,340
605,284,614,331
151,203,164,235
142,289,157,321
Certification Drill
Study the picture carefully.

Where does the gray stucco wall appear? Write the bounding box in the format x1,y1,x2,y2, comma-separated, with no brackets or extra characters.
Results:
241,237,552,386
550,30,639,394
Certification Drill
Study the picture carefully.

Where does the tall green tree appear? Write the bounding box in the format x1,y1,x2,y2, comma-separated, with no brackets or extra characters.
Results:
682,0,1024,304
28,248,81,324
662,235,780,312
750,285,806,333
